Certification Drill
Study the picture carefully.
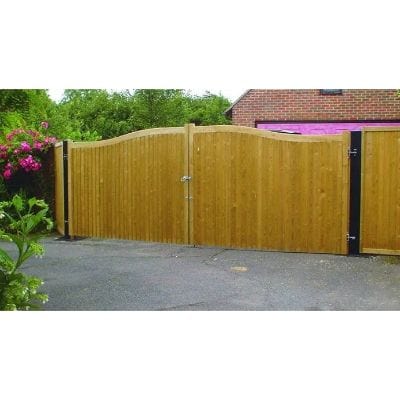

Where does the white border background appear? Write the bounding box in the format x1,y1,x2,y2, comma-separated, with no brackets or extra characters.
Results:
1,1,399,399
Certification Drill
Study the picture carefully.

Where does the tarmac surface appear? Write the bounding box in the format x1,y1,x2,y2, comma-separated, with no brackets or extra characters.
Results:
5,236,400,310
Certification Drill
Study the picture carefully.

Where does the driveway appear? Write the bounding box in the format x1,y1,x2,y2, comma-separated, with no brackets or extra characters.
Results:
6,236,400,310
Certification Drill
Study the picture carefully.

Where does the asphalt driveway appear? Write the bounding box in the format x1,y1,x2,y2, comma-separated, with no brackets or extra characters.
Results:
5,236,400,310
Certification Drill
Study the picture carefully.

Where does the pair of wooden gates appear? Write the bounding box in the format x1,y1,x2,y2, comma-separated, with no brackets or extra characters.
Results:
54,125,400,255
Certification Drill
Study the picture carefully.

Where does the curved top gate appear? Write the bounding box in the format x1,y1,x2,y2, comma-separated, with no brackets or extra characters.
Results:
54,124,351,254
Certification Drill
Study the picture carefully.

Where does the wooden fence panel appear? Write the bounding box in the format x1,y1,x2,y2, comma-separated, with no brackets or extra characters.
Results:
191,126,350,254
67,128,188,243
361,127,400,254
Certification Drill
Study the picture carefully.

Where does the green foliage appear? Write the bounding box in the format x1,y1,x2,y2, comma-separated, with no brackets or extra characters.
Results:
55,89,232,139
0,90,54,134
0,111,27,132
0,195,52,310
187,91,231,125
0,90,30,114
59,90,136,139
0,89,233,143
59,130,102,142
132,89,189,129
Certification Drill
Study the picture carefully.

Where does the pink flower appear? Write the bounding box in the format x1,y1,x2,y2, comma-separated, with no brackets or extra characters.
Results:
29,130,40,138
32,161,41,171
13,149,20,155
43,136,57,145
18,155,42,172
3,169,12,180
41,121,49,129
33,141,43,150
0,145,8,159
20,141,31,152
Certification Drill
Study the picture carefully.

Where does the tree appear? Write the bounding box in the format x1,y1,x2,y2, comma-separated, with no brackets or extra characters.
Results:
132,89,189,130
186,91,231,125
0,90,58,134
0,90,30,114
57,89,136,139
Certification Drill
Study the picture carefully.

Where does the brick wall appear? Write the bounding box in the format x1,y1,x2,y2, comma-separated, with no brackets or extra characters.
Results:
229,90,400,127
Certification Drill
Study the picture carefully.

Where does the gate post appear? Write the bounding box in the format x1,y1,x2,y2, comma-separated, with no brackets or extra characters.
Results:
348,131,362,255
62,140,71,240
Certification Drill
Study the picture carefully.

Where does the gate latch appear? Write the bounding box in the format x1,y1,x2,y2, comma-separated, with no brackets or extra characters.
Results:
180,176,192,182
346,233,356,241
348,147,358,157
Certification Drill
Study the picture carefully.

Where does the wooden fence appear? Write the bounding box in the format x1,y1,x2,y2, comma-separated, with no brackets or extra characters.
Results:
361,127,400,255
54,124,356,254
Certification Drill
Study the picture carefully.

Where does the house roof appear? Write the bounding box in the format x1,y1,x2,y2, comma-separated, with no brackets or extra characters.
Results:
224,90,251,117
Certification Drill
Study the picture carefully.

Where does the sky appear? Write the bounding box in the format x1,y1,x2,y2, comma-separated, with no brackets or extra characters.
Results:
47,89,245,103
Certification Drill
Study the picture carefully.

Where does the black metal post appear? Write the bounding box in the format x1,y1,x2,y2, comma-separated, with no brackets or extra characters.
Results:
62,140,71,240
348,131,362,255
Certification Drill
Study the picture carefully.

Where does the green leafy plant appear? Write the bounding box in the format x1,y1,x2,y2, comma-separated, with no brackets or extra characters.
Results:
0,195,53,310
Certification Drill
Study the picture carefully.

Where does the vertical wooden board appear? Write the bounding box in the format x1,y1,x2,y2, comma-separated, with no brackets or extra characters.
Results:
71,146,78,235
152,135,159,242
280,140,290,250
82,148,89,236
361,129,400,254
188,124,194,245
70,147,78,236
267,138,283,250
94,146,100,237
293,141,308,251
97,145,103,237
103,144,111,238
194,133,206,244
130,138,137,239
162,135,170,242
158,135,165,243
93,146,98,237
126,139,133,240
136,137,144,240
193,132,210,245
216,132,226,246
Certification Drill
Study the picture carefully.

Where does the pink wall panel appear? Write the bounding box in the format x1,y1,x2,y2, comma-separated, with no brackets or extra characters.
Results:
256,122,400,135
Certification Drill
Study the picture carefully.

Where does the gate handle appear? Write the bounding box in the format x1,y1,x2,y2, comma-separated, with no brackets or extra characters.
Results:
181,176,192,182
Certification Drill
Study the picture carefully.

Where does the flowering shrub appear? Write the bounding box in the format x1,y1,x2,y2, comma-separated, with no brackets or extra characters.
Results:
0,123,57,181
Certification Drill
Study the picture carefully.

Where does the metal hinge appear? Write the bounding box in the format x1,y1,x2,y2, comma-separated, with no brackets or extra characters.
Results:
348,147,358,158
346,233,356,242
63,153,68,159
180,176,192,182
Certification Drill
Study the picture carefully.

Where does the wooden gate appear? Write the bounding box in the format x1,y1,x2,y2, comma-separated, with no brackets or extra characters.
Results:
55,124,351,254
59,127,189,244
360,127,400,254
191,126,350,254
